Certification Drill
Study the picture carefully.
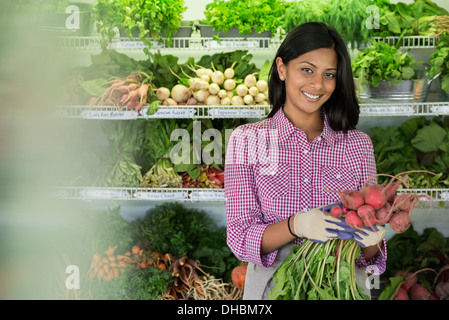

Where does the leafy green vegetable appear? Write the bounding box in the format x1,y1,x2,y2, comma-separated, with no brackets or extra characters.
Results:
282,0,330,35
371,0,449,37
327,0,373,48
352,40,420,87
90,265,173,300
268,240,369,300
429,32,449,93
203,0,290,36
370,116,449,188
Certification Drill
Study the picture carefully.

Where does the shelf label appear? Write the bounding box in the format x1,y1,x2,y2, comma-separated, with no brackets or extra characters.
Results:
430,106,449,113
204,40,261,49
81,110,138,120
190,191,225,200
208,108,267,117
361,106,415,114
80,189,131,199
109,40,162,50
134,191,188,200
439,192,449,201
144,107,196,118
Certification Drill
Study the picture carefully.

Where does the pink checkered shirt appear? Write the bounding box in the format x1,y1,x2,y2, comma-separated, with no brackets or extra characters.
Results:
224,107,387,275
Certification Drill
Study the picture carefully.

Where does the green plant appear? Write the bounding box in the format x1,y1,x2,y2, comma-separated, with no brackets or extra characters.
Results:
352,40,421,87
282,0,330,35
93,0,187,53
429,32,449,93
203,0,289,36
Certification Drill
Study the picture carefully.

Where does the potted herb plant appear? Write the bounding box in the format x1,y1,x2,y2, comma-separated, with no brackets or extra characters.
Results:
429,31,449,101
93,0,187,52
201,0,289,39
352,40,430,103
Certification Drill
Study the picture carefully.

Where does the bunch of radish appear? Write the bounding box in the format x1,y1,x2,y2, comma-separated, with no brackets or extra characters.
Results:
393,264,449,300
156,63,269,106
325,170,436,234
89,72,151,111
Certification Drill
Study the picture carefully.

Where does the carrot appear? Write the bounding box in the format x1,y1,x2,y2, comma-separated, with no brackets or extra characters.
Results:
131,245,140,255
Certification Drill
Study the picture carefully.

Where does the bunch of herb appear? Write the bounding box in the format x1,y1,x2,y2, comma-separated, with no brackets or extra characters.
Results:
352,40,420,87
327,0,373,48
370,116,449,190
429,32,449,93
282,0,330,36
89,265,173,300
203,0,290,36
93,119,148,187
137,203,216,257
93,0,187,52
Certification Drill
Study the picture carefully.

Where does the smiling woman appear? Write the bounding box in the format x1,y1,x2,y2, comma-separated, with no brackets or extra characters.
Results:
224,22,386,300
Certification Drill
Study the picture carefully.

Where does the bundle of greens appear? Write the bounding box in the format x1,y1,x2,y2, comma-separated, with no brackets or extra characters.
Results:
352,40,420,87
282,0,330,35
268,240,369,300
371,0,449,37
327,0,373,48
203,0,289,36
429,32,449,93
370,116,449,191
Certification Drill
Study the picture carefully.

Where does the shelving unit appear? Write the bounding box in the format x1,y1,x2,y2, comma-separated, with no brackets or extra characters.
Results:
53,33,449,210
53,186,449,203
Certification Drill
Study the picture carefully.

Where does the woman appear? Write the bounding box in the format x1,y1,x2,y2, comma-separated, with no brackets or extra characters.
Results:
224,22,387,300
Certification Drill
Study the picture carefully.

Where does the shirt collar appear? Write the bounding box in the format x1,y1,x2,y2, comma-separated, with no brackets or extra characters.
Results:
271,106,336,147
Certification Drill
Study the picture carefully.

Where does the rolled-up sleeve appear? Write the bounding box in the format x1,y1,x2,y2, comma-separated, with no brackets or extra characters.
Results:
224,126,277,267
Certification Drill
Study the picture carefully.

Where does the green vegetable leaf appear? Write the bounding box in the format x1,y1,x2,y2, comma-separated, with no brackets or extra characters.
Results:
411,122,447,153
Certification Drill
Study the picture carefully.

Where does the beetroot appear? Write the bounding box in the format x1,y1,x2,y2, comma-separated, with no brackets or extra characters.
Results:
345,210,363,229
410,284,431,300
389,211,412,233
394,287,409,300
356,204,376,227
362,184,387,210
338,190,365,210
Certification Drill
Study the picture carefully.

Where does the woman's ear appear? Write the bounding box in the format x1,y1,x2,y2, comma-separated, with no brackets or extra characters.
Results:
276,57,285,81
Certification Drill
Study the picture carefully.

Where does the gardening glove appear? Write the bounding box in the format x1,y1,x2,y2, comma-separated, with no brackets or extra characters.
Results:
292,202,350,243
353,224,386,248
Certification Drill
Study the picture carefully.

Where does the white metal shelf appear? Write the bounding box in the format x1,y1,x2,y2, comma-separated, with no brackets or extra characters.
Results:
53,187,225,202
53,186,449,202
368,35,439,49
56,35,439,51
54,104,271,119
55,36,281,50
55,102,449,119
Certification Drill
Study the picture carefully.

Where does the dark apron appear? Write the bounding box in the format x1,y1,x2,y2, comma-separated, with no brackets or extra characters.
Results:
242,244,374,300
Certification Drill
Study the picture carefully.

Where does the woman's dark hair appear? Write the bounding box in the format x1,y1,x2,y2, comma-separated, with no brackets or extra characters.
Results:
267,22,359,133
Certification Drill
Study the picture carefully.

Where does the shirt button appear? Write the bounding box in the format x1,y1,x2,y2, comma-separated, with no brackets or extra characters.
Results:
317,137,322,141
303,149,309,154
304,178,309,183
336,174,342,179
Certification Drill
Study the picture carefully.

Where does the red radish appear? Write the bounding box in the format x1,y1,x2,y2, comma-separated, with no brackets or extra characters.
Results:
345,210,363,229
362,184,387,210
356,204,376,227
389,211,412,233
399,271,418,292
325,189,364,210
385,175,409,203
327,205,343,218
394,287,409,300
410,284,431,300
374,202,391,223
